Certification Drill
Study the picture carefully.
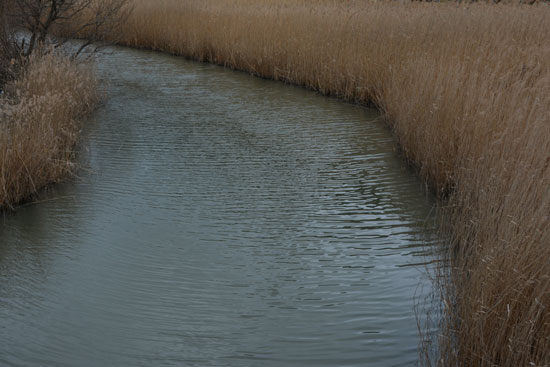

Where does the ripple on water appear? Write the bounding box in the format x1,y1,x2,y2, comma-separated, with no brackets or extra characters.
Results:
0,47,436,367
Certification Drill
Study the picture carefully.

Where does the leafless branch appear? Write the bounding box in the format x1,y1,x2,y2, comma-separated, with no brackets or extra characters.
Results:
3,0,130,58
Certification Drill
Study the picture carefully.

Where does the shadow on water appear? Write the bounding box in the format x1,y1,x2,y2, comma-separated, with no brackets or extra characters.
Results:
0,47,438,367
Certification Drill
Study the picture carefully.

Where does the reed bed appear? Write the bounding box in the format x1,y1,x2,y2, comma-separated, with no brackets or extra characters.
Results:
0,53,98,209
63,0,550,365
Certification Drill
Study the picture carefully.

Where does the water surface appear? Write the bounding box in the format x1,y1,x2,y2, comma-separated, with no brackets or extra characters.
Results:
0,47,435,367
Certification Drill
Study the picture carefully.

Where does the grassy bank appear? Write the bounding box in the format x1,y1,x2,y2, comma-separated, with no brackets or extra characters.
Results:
65,0,550,365
0,53,98,209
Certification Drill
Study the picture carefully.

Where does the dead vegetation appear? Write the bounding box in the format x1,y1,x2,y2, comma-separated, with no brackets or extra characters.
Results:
0,0,131,209
73,1,550,365
0,52,98,209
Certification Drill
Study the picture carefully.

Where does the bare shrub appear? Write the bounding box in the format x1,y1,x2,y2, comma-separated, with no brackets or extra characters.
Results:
0,1,19,87
0,0,129,208
2,0,129,57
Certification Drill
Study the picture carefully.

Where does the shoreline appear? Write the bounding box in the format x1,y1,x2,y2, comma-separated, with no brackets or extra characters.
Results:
0,53,98,210
71,1,550,364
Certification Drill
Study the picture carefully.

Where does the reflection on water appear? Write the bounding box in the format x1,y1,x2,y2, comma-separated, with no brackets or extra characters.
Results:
0,47,436,367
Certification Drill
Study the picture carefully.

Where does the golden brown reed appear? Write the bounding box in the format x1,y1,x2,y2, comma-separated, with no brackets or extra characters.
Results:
65,1,550,365
0,53,98,209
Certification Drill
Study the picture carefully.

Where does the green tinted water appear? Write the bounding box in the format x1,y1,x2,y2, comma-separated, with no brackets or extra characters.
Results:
0,47,436,367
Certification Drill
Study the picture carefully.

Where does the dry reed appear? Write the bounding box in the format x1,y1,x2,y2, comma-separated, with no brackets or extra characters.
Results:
64,0,550,365
0,52,98,209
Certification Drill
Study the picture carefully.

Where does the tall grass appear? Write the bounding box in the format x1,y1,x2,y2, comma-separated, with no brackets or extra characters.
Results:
64,0,550,365
0,52,98,209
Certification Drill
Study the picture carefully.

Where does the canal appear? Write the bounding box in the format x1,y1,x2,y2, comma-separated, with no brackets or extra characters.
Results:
0,47,436,367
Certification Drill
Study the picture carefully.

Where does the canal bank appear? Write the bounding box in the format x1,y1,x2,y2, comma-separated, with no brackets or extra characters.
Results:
71,2,550,365
0,53,98,209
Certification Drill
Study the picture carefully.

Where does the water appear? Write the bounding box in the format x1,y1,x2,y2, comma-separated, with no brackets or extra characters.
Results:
0,47,436,367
